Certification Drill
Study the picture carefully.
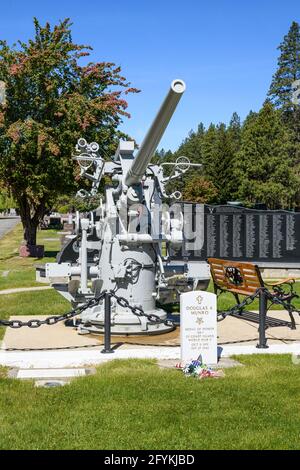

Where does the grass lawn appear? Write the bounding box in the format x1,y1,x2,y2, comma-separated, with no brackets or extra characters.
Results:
0,224,68,338
1,225,300,450
0,223,61,290
0,290,70,340
0,355,299,450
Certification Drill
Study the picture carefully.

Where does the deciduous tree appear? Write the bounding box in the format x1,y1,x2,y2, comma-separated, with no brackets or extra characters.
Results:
0,18,138,247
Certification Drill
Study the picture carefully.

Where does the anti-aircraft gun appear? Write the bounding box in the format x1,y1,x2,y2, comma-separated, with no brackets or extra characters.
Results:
46,79,210,334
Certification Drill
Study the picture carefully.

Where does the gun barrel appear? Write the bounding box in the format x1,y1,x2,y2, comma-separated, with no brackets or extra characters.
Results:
125,79,186,186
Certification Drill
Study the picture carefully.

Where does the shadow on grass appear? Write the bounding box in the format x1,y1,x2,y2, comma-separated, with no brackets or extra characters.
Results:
43,250,59,258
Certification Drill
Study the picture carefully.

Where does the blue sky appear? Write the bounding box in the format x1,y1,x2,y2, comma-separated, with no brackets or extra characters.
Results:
1,0,299,150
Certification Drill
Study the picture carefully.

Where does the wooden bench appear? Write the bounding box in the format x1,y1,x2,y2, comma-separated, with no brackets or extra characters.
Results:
207,258,298,346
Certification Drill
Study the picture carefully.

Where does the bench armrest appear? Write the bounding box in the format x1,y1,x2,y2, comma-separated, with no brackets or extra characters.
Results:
265,277,295,287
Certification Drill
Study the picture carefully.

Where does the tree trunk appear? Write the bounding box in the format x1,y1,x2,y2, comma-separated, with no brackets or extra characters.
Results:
23,220,38,246
18,195,46,247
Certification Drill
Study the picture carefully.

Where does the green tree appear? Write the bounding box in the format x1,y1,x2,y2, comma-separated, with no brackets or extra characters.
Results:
268,21,300,113
182,175,218,203
227,112,241,154
176,123,205,165
0,18,138,247
237,101,298,209
201,122,239,203
152,148,173,165
0,185,15,212
163,123,205,198
268,21,300,171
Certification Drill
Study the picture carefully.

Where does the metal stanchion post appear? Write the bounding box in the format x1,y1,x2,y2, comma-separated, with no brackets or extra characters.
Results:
257,289,268,349
101,292,114,354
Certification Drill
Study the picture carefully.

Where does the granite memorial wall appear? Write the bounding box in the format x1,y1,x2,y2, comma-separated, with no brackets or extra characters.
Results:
180,204,299,262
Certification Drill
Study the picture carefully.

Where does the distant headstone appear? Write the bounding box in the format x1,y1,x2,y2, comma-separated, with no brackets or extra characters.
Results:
180,291,217,365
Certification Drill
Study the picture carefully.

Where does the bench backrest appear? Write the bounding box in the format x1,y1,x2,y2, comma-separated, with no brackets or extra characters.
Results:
207,258,264,294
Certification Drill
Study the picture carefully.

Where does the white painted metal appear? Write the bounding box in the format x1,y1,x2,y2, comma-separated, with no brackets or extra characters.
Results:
45,79,210,335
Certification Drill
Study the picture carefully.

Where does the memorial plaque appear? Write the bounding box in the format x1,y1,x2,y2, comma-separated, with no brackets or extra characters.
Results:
286,214,296,251
173,204,300,263
206,213,217,257
232,214,243,258
180,291,217,365
245,213,256,258
219,214,230,257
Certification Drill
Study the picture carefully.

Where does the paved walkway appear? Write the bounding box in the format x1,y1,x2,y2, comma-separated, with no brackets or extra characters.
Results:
0,286,52,295
0,343,299,369
1,310,300,368
0,216,20,239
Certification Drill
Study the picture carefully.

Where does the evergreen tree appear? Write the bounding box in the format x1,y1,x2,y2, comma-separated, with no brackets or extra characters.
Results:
175,123,205,165
268,21,300,166
201,123,239,204
237,101,298,209
268,21,300,113
227,112,241,154
162,123,205,198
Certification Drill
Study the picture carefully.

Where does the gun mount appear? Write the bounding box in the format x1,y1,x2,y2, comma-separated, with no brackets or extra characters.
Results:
46,80,210,335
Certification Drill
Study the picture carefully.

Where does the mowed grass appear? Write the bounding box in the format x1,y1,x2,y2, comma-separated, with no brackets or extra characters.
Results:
0,290,70,339
0,355,299,450
0,223,68,338
0,223,61,290
1,226,300,450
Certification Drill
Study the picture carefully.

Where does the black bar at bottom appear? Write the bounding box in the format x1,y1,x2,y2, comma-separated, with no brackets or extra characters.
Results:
256,289,269,349
101,292,114,354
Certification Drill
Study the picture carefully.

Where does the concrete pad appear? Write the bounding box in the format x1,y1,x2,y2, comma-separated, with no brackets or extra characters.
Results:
2,315,101,350
157,357,244,369
3,311,300,352
1,343,300,369
17,368,88,379
217,310,300,346
1,311,300,368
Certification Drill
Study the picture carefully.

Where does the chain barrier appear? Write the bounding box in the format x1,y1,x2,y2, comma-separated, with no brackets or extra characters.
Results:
109,291,176,328
217,286,300,322
0,290,176,329
0,291,107,329
217,288,263,321
3,285,297,330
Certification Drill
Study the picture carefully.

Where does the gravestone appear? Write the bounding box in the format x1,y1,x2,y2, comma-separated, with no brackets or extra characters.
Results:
180,291,217,365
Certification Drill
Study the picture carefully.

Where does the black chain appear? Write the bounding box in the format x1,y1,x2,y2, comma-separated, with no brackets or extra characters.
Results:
0,291,107,329
0,290,176,329
6,286,297,330
217,288,263,321
217,286,300,321
109,291,175,328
